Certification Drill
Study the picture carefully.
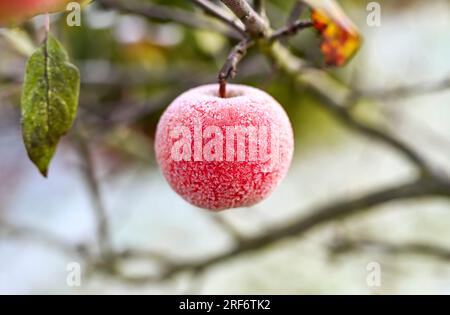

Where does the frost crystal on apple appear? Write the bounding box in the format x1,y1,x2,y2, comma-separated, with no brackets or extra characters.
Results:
155,84,294,211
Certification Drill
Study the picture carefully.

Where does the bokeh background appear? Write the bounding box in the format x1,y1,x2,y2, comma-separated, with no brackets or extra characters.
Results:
1,0,450,294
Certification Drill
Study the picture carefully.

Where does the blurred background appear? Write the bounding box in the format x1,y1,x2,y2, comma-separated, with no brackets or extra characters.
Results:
0,0,450,294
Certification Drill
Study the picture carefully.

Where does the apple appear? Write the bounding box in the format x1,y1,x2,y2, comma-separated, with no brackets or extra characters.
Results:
155,84,294,211
0,0,84,26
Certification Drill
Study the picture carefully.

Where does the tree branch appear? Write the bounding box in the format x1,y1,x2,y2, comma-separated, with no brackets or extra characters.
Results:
253,0,269,24
189,0,246,38
270,19,313,41
210,214,246,243
329,237,450,262
218,37,254,97
286,0,306,25
109,176,450,284
76,136,114,265
97,0,241,39
0,220,89,259
356,75,450,100
220,0,270,37
312,90,438,177
264,43,441,177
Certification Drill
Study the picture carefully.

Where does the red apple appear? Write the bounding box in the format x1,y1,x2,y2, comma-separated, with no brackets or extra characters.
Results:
155,84,294,211
0,0,84,26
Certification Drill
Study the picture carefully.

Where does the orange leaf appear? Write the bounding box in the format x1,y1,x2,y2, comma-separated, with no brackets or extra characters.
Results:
305,0,361,66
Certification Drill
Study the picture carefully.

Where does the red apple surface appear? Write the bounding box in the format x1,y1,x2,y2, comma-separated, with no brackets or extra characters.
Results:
155,84,294,211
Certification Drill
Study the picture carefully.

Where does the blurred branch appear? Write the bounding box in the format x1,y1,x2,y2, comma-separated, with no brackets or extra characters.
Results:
286,0,306,25
265,43,442,177
97,0,241,39
273,0,311,43
329,237,450,262
210,214,246,243
313,91,437,177
116,248,175,265
355,75,450,100
76,135,114,265
253,0,269,24
189,0,246,37
107,176,450,284
270,19,313,41
0,220,89,259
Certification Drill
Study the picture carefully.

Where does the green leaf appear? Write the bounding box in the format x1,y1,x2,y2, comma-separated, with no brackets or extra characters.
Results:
21,34,80,177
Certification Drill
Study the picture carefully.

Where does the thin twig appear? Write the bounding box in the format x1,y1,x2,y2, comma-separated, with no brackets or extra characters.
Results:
329,237,450,262
356,75,450,100
97,0,241,39
286,0,306,25
77,136,114,263
270,19,313,41
218,38,254,97
0,220,89,259
210,215,245,243
189,0,246,37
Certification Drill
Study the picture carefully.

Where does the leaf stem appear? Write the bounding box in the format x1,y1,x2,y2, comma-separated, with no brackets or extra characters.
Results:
44,13,50,36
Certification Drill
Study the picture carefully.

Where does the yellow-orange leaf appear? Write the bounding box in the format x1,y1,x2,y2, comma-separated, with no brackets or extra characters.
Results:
305,0,361,66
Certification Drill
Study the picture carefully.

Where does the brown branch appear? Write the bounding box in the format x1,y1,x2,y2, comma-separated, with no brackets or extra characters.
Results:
286,0,306,25
109,177,450,284
264,43,440,177
0,220,89,259
97,0,241,39
253,0,269,24
210,214,246,243
270,19,313,41
217,0,312,97
116,248,175,265
311,90,438,177
218,38,254,97
356,75,450,100
329,237,450,262
189,0,246,37
76,136,114,264
220,0,270,37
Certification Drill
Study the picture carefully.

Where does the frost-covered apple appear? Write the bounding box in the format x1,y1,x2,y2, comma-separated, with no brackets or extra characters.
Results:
155,84,294,211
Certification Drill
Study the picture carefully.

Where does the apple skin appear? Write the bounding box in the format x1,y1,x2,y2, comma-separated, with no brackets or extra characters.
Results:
0,0,85,26
155,84,294,211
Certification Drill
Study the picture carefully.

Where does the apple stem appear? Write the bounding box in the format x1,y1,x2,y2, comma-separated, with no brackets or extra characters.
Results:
44,13,50,36
219,79,227,98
